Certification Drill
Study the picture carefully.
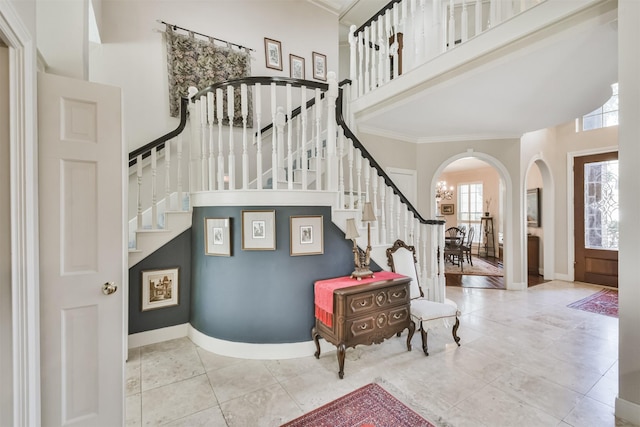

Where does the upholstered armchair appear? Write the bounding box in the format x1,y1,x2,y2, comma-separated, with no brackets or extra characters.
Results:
386,239,461,356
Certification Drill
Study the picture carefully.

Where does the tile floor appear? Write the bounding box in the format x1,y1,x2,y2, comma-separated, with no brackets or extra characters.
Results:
126,280,636,427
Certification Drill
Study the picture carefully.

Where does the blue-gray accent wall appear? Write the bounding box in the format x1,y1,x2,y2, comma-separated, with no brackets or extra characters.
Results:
128,230,192,334
190,206,377,344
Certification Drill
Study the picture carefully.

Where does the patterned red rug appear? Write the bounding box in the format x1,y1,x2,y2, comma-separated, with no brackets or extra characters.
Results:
281,383,436,427
567,289,618,318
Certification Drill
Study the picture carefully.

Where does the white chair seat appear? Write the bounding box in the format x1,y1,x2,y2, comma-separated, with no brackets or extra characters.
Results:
410,299,459,321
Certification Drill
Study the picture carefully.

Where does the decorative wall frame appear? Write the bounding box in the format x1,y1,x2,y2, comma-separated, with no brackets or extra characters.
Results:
264,38,283,71
289,54,305,79
527,188,541,227
312,52,327,81
441,204,454,215
205,217,231,256
141,267,179,311
242,210,276,250
290,215,324,256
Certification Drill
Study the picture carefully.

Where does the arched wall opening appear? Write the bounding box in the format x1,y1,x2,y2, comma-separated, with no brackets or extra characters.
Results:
525,156,555,280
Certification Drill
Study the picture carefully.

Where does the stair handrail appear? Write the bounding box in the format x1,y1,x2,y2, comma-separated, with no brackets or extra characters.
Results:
128,96,189,167
335,83,443,226
192,76,328,99
353,0,402,37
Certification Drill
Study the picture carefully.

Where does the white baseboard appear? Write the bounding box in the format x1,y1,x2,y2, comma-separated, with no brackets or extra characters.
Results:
507,281,527,291
128,323,189,348
554,273,573,281
616,396,640,425
188,325,335,360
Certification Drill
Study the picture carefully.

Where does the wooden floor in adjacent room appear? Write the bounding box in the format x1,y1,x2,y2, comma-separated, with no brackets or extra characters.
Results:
445,256,548,289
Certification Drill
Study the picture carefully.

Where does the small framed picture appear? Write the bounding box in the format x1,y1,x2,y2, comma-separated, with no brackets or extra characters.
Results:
527,188,541,227
290,215,323,256
289,54,305,79
441,204,454,215
312,52,327,81
242,210,276,250
141,268,179,311
205,218,231,256
264,38,283,71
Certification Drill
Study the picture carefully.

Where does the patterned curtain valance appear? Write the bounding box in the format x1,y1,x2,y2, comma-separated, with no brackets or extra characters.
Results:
165,25,253,126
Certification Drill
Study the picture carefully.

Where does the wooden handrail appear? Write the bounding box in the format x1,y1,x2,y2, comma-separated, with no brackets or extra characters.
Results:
335,84,443,226
353,0,402,36
128,97,189,167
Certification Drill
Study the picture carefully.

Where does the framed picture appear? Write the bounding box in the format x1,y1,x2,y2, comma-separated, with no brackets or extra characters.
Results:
312,52,327,81
141,268,179,311
242,210,276,250
289,54,305,79
527,188,541,227
290,215,324,256
441,204,454,215
264,38,283,71
205,217,231,256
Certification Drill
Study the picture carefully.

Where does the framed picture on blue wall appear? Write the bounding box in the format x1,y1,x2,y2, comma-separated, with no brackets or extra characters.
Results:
242,210,276,250
205,217,231,256
290,215,323,256
141,267,179,311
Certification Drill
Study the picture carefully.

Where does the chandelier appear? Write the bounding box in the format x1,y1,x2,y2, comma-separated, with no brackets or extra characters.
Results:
435,180,454,200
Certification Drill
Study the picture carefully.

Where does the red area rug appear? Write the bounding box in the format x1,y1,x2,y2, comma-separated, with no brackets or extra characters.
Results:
281,383,436,427
567,289,618,318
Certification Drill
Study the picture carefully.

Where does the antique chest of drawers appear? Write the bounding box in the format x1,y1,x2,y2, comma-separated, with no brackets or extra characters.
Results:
312,274,415,378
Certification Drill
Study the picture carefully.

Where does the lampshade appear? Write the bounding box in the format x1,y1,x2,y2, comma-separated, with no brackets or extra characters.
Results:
362,202,376,222
345,218,360,240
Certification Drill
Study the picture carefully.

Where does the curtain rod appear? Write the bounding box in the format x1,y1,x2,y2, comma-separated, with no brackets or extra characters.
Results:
157,20,255,52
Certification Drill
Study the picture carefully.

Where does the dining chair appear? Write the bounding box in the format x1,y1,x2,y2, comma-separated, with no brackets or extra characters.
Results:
462,226,475,266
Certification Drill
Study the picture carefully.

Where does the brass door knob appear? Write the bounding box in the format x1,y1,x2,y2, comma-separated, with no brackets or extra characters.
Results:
102,282,118,295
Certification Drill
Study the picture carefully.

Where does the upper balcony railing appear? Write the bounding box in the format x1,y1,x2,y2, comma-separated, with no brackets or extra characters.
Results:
349,0,544,99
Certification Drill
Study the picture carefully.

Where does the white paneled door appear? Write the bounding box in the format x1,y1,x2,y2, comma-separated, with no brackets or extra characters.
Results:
38,72,125,426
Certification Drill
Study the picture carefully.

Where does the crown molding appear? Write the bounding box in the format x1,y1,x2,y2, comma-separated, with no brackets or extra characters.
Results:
357,124,522,144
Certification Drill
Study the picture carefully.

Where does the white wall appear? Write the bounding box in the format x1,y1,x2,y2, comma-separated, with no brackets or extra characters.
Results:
0,45,13,427
90,0,339,152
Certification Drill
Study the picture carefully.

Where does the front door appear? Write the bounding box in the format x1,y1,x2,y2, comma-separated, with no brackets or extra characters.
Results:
574,152,618,286
38,72,125,426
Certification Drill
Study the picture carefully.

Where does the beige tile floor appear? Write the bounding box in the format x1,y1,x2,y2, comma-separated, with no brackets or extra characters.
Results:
126,280,637,427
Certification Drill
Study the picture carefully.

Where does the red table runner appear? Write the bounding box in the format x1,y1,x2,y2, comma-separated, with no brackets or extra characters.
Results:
314,271,404,327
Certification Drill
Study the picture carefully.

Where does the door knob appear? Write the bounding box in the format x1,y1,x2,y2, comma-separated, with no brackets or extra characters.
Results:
102,282,118,295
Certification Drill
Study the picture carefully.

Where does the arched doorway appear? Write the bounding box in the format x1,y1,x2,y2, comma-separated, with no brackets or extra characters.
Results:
525,156,555,281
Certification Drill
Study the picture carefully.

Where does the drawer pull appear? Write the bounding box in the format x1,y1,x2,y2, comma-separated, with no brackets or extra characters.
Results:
392,292,403,298
393,313,403,319
359,324,368,330
359,301,367,306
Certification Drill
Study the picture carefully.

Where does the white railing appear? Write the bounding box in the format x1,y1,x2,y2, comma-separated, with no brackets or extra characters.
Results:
349,0,544,99
128,75,447,301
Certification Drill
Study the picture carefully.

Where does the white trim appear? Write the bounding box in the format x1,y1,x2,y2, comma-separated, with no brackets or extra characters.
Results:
188,325,335,360
0,3,40,426
616,397,640,425
127,323,189,348
385,167,417,207
357,123,521,144
554,273,573,282
566,145,617,283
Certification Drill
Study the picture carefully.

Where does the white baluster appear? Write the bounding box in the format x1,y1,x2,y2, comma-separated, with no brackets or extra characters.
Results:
151,147,158,229
347,141,354,209
395,194,401,243
136,154,143,229
207,92,215,192
379,177,387,245
364,159,371,203
357,31,364,97
448,0,455,50
420,0,428,60
255,83,263,190
475,0,482,36
275,106,286,189
300,86,308,190
364,27,370,94
386,10,393,82
377,17,385,86
421,224,429,298
349,25,358,100
199,95,208,191
372,173,379,241
401,0,411,71
165,138,171,211
286,84,293,190
461,0,468,42
314,88,322,190
216,88,225,190
403,204,408,242
227,85,235,190
271,83,277,190
356,151,362,210
176,135,183,210
409,212,415,245
326,73,338,192
338,130,345,209
241,84,249,189
370,21,377,89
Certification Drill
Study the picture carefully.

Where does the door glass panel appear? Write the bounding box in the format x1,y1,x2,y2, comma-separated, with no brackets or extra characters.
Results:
584,160,618,249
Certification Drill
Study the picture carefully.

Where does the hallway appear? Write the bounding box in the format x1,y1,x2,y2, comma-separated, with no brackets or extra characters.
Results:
126,280,632,426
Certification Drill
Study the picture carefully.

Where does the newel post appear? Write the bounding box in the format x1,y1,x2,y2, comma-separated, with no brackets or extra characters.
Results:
326,72,339,192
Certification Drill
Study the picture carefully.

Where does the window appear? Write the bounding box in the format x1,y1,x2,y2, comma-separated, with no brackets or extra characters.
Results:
584,160,618,250
580,83,618,131
457,182,483,242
